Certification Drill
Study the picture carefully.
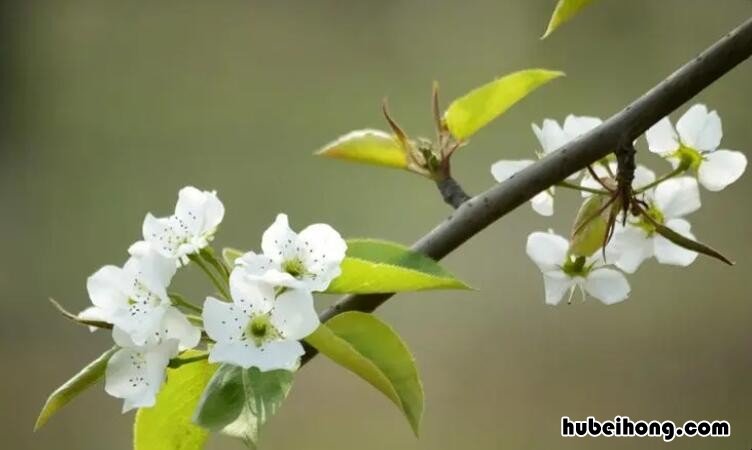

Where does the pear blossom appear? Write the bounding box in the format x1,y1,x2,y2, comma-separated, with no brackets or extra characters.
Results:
84,247,176,344
105,327,178,412
491,115,602,216
526,231,630,305
605,177,701,273
202,270,319,371
142,186,225,263
646,104,747,191
234,214,347,292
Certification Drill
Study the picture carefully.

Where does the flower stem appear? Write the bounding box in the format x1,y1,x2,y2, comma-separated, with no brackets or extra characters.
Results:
168,352,209,369
556,181,609,195
200,247,230,278
635,167,685,193
168,292,203,313
189,253,231,300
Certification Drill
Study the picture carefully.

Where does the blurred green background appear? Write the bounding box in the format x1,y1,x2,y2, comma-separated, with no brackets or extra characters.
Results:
2,1,751,449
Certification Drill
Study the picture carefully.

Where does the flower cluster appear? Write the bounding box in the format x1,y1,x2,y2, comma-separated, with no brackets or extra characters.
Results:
202,214,346,371
493,106,746,306
78,187,346,411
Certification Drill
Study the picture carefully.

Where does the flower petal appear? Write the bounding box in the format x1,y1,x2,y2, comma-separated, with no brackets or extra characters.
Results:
105,340,177,412
532,119,568,154
490,159,535,183
87,265,129,311
530,190,554,216
645,117,680,154
209,340,304,372
298,223,348,292
270,289,319,340
654,218,698,267
261,214,301,263
202,296,249,344
526,232,569,271
542,271,575,306
654,176,701,218
159,306,201,350
563,115,602,138
584,268,630,305
605,225,653,274
676,104,722,151
697,149,747,191
229,269,276,313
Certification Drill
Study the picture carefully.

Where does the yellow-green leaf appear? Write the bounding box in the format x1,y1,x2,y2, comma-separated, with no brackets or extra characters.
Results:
316,129,408,170
134,351,217,450
305,312,424,435
542,0,597,39
443,69,564,140
325,239,470,294
35,347,117,431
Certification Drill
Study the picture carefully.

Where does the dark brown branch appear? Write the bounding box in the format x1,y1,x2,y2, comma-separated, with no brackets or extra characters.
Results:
303,16,752,365
435,176,471,208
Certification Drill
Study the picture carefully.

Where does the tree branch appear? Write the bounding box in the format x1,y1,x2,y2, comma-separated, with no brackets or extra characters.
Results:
435,176,471,208
303,16,752,365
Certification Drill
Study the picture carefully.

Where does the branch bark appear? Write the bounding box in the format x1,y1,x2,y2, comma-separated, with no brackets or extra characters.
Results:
302,16,752,364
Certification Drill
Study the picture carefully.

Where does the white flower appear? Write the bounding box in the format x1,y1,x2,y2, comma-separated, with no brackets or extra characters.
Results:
491,115,602,216
579,163,656,196
105,327,178,412
85,248,176,344
606,177,701,273
646,104,747,191
142,186,225,263
526,231,630,305
202,270,319,371
235,214,347,292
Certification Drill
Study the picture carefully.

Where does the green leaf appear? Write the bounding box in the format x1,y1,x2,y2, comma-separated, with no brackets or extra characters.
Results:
134,351,217,450
305,312,424,435
443,69,563,140
325,239,470,294
316,129,409,170
222,247,245,267
569,195,613,257
35,347,117,430
194,364,294,449
542,0,597,39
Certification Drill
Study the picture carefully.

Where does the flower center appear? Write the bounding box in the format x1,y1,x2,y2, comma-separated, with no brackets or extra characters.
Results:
672,145,704,171
282,258,306,278
562,255,590,277
633,203,664,235
245,314,280,346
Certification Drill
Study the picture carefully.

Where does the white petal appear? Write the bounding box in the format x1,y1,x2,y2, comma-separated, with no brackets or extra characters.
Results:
563,115,602,138
261,214,300,263
605,225,653,274
127,246,177,290
105,340,176,412
654,218,698,267
697,149,747,191
654,177,701,218
526,232,569,271
532,119,568,154
298,223,348,292
112,305,169,346
645,117,680,154
542,271,575,306
530,190,554,216
229,269,276,313
175,186,225,237
676,104,722,151
633,165,656,191
208,340,304,372
202,296,249,344
270,289,319,340
490,159,535,183
87,265,129,311
159,307,200,350
142,213,181,259
584,268,630,305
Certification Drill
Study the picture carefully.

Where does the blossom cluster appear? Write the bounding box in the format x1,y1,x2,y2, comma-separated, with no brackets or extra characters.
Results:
492,105,747,306
78,187,346,411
